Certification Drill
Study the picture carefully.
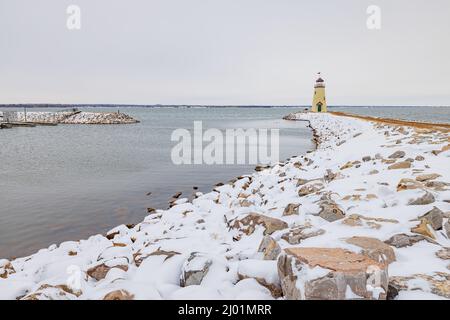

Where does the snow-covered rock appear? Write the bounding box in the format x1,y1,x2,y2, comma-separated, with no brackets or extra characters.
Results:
277,247,389,300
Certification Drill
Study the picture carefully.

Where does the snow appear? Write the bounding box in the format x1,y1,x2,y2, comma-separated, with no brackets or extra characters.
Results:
1,112,449,300
396,290,447,300
237,260,279,284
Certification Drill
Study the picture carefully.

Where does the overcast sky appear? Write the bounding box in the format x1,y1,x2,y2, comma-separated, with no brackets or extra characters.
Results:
0,0,449,105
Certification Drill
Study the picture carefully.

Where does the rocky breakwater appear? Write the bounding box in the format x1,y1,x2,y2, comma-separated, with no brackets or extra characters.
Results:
1,112,449,300
60,112,139,124
14,111,139,124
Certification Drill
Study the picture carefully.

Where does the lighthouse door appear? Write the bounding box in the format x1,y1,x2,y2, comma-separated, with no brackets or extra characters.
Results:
317,102,322,112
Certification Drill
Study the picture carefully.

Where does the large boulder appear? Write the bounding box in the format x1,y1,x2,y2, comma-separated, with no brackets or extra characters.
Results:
180,252,212,287
230,213,288,236
345,236,396,265
257,235,281,260
277,248,388,300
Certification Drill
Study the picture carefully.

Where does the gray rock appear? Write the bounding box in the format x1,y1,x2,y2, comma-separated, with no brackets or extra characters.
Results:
408,192,435,206
384,233,425,248
281,226,325,245
324,169,337,182
425,181,450,191
418,207,443,230
257,235,281,260
436,247,450,260
298,183,323,196
388,150,406,159
283,203,300,216
318,201,345,222
362,156,371,162
415,155,425,161
180,252,212,287
445,221,450,238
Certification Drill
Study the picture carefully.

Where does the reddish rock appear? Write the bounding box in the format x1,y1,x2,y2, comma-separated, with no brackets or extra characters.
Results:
277,248,388,300
345,236,396,265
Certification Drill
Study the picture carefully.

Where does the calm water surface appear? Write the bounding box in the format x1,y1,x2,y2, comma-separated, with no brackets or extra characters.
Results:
0,107,313,258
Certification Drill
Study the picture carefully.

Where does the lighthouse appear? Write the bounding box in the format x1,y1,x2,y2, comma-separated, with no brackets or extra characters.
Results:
312,73,327,112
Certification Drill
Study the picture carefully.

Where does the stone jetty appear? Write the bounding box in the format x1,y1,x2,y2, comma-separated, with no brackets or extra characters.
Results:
1,110,139,125
1,112,449,300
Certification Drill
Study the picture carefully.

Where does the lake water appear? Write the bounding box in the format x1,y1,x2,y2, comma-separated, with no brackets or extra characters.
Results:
0,107,313,258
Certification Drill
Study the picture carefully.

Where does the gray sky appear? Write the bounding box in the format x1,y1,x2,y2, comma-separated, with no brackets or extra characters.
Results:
0,0,449,105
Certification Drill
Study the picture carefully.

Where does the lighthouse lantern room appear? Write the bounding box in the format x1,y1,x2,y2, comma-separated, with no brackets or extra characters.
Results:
312,73,327,113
